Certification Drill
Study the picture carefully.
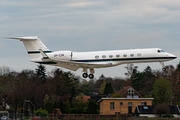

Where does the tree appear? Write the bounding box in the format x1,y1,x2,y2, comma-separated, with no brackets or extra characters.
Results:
86,99,99,114
152,78,172,105
78,79,91,95
131,66,155,97
154,103,169,117
99,74,106,80
71,97,87,114
99,80,106,94
176,61,180,71
103,83,113,95
0,66,12,76
125,64,138,78
36,64,47,83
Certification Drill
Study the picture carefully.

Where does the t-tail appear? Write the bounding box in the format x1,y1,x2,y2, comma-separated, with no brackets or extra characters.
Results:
6,36,52,62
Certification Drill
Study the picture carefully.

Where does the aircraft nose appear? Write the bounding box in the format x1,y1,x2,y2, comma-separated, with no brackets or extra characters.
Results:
167,53,177,59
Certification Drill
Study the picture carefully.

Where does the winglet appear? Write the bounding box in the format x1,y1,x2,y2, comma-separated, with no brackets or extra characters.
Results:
39,49,49,59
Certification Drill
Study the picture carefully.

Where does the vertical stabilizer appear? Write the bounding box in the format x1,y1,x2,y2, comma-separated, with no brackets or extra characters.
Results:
6,36,52,62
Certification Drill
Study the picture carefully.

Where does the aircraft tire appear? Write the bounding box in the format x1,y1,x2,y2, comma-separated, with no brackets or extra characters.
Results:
162,68,166,71
82,73,88,78
89,74,94,79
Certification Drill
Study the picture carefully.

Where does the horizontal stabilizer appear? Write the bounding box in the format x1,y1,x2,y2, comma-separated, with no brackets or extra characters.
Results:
5,36,39,41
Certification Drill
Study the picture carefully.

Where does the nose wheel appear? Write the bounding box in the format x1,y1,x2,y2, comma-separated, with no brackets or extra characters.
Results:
160,62,166,71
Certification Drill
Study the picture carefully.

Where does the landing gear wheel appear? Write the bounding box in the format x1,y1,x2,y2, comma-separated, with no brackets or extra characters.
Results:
162,68,166,71
89,74,94,79
82,73,88,78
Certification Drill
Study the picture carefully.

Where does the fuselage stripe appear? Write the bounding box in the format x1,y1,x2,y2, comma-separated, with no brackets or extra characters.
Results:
28,51,52,54
71,57,176,63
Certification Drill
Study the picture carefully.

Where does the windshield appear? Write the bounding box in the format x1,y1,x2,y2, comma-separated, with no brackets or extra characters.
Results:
157,49,166,53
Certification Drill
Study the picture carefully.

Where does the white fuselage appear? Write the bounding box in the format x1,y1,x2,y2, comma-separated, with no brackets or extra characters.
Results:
46,48,176,68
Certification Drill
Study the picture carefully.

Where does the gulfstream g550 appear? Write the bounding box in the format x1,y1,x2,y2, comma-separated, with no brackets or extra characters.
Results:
7,36,176,79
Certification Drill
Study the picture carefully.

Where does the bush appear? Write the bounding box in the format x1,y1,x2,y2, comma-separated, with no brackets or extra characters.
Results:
154,103,169,117
34,108,48,116
162,114,174,118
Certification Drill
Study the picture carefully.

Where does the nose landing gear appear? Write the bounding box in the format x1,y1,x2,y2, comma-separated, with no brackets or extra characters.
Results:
160,62,166,71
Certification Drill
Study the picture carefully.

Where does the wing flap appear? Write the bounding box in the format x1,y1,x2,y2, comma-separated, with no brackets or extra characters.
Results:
55,63,80,71
57,60,113,68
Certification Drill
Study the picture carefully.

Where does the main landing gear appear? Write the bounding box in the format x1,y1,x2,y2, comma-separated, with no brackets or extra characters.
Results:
160,62,166,71
82,68,95,79
82,73,94,79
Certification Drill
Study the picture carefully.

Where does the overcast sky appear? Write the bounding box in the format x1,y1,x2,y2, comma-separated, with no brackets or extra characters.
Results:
0,0,180,79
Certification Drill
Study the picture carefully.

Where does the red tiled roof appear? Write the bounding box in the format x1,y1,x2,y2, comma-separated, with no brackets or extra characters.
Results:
76,95,90,103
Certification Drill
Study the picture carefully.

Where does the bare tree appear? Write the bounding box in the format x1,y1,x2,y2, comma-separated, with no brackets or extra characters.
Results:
124,64,138,78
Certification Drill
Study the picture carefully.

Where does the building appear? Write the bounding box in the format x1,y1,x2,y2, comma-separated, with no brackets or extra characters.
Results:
99,98,153,115
98,86,154,115
134,105,180,118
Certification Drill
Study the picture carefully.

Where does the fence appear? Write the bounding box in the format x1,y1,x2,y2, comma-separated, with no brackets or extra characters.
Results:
7,113,180,120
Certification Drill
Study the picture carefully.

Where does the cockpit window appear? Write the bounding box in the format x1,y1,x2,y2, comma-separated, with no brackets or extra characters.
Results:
157,49,166,53
157,50,161,53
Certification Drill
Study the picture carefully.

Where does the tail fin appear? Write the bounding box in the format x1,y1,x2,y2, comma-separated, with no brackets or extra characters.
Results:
6,36,52,62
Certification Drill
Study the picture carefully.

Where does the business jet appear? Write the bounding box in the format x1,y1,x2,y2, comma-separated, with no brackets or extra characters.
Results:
7,36,176,79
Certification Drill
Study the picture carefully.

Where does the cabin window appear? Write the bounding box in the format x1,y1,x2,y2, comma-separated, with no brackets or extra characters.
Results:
110,102,115,110
102,55,106,58
137,53,141,56
123,54,127,57
116,54,120,58
95,56,99,59
130,54,134,57
109,55,113,58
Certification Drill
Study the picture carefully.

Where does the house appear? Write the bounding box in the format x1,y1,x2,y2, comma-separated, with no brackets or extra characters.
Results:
98,86,154,115
134,105,180,118
99,98,153,115
134,105,155,117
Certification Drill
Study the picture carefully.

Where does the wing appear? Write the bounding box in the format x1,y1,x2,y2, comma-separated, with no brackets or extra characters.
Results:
56,60,113,69
39,49,113,71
